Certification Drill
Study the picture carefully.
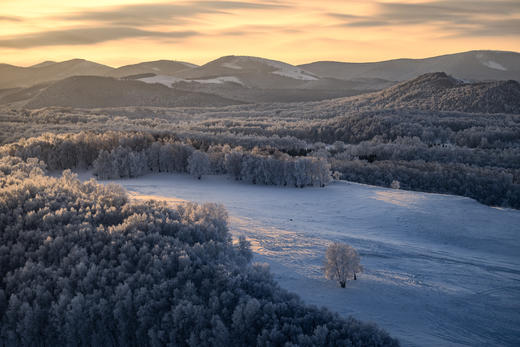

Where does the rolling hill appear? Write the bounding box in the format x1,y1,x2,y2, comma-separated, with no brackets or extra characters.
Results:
174,55,320,89
300,50,520,82
105,60,197,79
17,76,242,108
2,71,519,112
0,59,113,89
344,72,520,114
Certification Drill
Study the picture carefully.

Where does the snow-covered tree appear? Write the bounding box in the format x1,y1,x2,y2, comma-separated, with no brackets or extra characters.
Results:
324,242,363,288
187,150,210,179
92,149,114,179
391,180,400,189
224,150,243,180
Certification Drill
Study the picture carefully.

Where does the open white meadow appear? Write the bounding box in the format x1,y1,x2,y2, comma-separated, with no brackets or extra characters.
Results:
82,172,520,347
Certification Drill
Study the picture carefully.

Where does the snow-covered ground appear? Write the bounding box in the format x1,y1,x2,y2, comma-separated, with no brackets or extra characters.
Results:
138,75,243,87
87,173,520,346
138,75,184,87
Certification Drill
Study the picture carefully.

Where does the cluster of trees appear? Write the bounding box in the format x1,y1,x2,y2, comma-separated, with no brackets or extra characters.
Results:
331,158,520,208
0,131,156,170
0,131,330,188
0,157,398,346
225,150,332,187
92,143,332,187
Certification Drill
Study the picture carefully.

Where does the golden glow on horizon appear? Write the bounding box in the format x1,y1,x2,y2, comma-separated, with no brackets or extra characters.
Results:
0,0,518,67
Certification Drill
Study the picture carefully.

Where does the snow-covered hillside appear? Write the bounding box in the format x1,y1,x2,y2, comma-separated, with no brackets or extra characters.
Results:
300,50,520,82
173,55,320,89
240,56,318,80
89,173,520,347
137,74,243,87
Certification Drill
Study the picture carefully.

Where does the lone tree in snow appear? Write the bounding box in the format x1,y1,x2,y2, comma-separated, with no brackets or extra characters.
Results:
324,242,362,288
188,150,210,179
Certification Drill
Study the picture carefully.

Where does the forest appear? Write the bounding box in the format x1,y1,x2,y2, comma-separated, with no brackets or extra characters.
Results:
0,156,397,346
1,99,519,207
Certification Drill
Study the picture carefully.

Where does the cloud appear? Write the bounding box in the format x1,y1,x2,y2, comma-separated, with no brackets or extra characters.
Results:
218,24,303,36
0,15,22,22
329,0,520,36
58,1,288,26
446,19,520,37
0,1,291,49
0,27,198,48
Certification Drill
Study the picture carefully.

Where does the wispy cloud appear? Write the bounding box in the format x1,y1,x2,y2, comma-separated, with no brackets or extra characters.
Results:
0,27,198,48
57,1,288,26
0,15,22,22
0,1,290,49
329,0,520,36
0,0,517,65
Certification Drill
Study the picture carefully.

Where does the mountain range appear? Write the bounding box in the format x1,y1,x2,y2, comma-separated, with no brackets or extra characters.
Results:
299,50,520,82
0,50,518,108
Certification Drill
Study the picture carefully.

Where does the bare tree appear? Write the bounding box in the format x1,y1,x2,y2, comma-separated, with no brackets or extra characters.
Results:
324,242,362,288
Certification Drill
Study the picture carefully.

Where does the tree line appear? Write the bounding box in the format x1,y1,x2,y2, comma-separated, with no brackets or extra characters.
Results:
0,131,332,188
93,144,331,187
1,103,519,207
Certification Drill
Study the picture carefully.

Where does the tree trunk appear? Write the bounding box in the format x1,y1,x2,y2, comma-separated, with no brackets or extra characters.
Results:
340,281,346,288
354,273,357,280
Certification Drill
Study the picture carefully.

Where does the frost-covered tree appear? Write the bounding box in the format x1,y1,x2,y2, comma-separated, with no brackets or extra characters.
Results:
391,180,400,189
92,149,114,179
224,150,243,180
187,150,210,179
324,242,363,288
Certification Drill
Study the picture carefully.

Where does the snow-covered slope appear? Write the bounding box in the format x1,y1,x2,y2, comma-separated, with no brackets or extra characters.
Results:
90,173,520,347
300,50,520,82
137,74,244,87
174,55,319,89
242,56,318,80
20,76,242,108
106,60,197,78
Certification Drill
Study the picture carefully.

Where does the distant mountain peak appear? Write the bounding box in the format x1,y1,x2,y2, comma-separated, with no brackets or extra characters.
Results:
345,72,520,114
192,55,319,83
30,61,56,68
299,50,520,82
399,72,461,89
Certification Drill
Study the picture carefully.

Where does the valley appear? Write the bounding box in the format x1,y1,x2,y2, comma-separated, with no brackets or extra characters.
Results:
89,172,520,347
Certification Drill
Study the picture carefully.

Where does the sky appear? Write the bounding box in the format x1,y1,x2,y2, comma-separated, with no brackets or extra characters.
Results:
1,0,519,67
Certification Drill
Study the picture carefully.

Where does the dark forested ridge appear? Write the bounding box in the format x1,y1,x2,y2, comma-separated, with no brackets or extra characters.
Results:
0,157,398,346
350,73,520,114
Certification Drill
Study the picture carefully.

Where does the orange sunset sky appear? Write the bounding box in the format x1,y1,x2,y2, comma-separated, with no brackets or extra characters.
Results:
1,0,519,67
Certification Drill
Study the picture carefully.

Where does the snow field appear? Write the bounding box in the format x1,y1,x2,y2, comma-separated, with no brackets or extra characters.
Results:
91,173,520,346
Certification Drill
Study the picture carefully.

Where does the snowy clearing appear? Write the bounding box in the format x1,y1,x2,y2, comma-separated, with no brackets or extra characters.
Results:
247,56,318,80
86,173,520,347
222,62,243,70
192,76,244,85
138,75,243,86
230,56,319,80
476,54,508,71
481,60,507,71
137,75,185,87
